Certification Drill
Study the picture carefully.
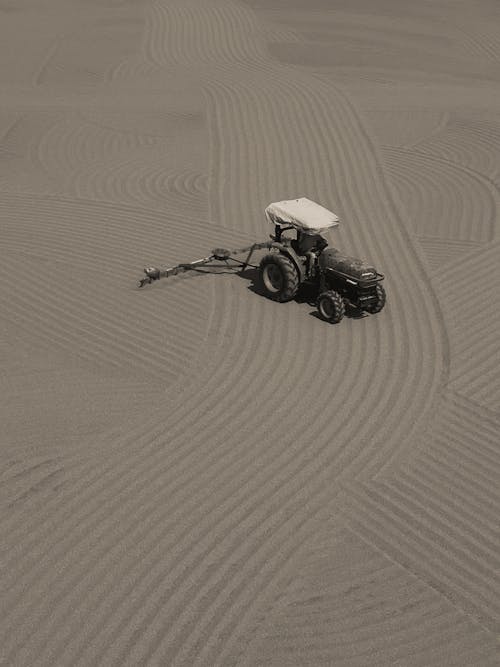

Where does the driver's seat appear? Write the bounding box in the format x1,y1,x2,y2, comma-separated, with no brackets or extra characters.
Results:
293,231,328,256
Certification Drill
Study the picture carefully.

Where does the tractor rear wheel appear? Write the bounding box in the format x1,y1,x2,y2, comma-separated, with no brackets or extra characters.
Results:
317,290,345,324
364,284,386,314
259,253,299,302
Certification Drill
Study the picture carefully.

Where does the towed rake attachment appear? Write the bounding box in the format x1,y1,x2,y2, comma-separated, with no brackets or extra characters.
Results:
138,242,273,288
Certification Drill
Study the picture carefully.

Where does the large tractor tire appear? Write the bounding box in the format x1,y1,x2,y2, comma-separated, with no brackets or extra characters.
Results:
259,253,300,302
317,290,345,324
364,284,386,314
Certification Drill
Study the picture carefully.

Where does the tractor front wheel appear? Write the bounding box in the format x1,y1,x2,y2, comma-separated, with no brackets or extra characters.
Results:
317,290,345,324
259,253,299,302
363,284,386,314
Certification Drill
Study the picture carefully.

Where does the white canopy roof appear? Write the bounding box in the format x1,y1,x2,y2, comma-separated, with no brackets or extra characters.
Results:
265,197,339,234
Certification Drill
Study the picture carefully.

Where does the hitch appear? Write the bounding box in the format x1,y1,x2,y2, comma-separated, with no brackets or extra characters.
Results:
138,267,161,288
137,242,273,288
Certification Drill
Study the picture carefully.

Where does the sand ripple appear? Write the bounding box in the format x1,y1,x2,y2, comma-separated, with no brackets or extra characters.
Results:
1,0,498,665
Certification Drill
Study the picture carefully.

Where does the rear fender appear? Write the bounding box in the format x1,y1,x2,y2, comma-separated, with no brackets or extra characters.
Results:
271,242,306,281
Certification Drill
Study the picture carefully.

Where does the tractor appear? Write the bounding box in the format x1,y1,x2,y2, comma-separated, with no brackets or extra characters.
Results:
259,198,386,323
138,197,386,324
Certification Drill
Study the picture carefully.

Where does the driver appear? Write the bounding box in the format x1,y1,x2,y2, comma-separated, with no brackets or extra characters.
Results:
296,230,328,274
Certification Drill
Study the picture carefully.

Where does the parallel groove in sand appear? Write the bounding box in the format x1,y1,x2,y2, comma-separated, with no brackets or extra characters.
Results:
3,0,491,665
417,237,483,273
0,198,214,383
452,19,500,64
436,241,500,410
381,146,497,242
5,98,366,667
34,117,208,215
345,487,500,631
1,268,352,664
343,391,500,633
126,36,394,667
1,9,446,667
241,526,497,666
414,115,500,184
102,5,442,667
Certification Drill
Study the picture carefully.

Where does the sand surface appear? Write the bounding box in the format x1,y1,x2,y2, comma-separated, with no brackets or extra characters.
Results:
1,1,499,665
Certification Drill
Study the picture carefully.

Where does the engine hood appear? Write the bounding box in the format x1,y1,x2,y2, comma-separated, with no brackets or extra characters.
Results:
319,248,377,280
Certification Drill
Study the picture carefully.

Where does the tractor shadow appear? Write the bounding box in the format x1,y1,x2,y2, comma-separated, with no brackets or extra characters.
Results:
150,264,368,322
238,267,368,322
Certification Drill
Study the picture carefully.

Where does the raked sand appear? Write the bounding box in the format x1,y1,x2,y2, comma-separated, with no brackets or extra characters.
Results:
1,1,499,664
